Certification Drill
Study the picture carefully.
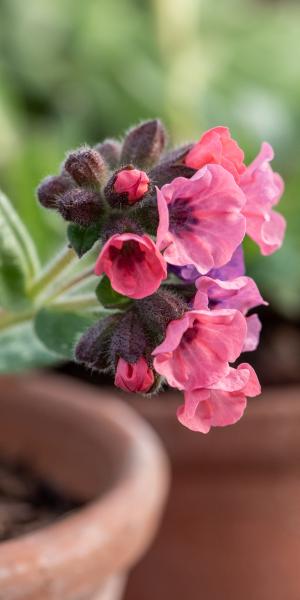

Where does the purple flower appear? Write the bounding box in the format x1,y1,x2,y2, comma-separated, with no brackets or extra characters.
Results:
194,275,267,352
170,245,245,283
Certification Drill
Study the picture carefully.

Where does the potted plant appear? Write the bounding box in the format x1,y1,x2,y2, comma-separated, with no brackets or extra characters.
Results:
0,120,285,598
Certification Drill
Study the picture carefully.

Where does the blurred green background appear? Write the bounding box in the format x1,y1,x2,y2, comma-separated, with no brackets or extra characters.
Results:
0,0,299,318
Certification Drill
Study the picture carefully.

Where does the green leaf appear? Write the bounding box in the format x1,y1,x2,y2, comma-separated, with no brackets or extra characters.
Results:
0,321,58,373
95,276,131,308
0,191,40,310
67,223,99,258
34,307,101,359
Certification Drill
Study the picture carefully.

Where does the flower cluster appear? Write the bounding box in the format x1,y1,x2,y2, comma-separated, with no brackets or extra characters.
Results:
37,121,286,433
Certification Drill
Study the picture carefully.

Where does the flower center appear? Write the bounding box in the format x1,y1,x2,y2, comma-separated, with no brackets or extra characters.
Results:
182,322,198,344
109,240,145,269
169,197,199,234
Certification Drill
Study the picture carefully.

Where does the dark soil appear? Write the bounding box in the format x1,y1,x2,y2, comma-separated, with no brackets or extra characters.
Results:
0,459,82,542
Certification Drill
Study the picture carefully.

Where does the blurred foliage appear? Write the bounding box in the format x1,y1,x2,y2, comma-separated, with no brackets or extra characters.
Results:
0,0,299,317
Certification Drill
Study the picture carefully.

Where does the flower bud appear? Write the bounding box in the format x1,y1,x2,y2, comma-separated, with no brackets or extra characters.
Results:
58,188,102,227
110,309,148,365
121,119,167,169
113,168,149,204
75,315,119,373
104,166,151,208
149,164,195,187
159,143,193,167
101,215,144,242
136,289,187,344
115,357,154,393
64,147,107,186
94,139,121,169
37,174,73,209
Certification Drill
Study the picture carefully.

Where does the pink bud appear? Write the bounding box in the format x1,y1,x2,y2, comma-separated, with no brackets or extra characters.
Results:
113,168,150,204
115,357,154,393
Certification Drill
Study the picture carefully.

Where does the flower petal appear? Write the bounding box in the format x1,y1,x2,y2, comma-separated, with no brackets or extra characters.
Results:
95,233,167,299
157,164,246,274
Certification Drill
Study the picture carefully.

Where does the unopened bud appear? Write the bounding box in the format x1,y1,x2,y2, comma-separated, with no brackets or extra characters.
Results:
114,168,149,204
110,309,148,365
37,174,73,209
64,147,107,186
115,357,154,393
149,163,195,187
104,165,151,209
136,289,187,344
121,119,167,169
159,143,193,167
101,215,144,242
75,315,119,373
94,139,121,169
58,188,102,227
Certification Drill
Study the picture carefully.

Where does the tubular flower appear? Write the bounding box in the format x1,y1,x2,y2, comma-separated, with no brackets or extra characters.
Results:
177,363,260,433
156,164,246,274
184,126,246,182
95,233,167,299
152,308,247,391
170,244,245,283
194,275,267,352
240,143,286,255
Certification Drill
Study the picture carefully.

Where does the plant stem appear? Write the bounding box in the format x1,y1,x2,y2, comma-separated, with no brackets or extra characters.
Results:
0,309,35,332
45,268,95,303
0,293,100,333
28,246,76,299
52,294,100,312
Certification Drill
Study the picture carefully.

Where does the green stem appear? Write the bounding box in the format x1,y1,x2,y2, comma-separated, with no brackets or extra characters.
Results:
27,246,76,299
0,309,35,332
52,294,100,312
45,268,95,304
0,293,100,333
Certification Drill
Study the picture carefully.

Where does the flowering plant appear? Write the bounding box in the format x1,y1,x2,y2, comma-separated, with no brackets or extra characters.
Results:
0,121,285,433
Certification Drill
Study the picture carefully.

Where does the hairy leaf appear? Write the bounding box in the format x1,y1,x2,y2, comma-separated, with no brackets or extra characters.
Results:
34,307,101,359
0,321,58,373
95,276,130,308
67,223,99,257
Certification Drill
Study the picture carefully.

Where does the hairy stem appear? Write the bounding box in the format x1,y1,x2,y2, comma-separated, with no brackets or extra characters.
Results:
0,309,35,332
46,268,95,303
27,246,77,299
0,293,100,333
52,294,100,312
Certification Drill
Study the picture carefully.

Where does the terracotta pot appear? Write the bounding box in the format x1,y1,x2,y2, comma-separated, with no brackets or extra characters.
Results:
0,374,170,600
126,387,300,600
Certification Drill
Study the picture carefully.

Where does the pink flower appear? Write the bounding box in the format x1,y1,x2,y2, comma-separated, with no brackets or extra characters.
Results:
244,314,262,352
152,308,247,391
156,164,246,274
184,126,246,181
177,363,260,433
94,233,167,299
240,143,286,255
194,275,265,312
115,357,154,392
113,168,150,204
194,275,266,352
